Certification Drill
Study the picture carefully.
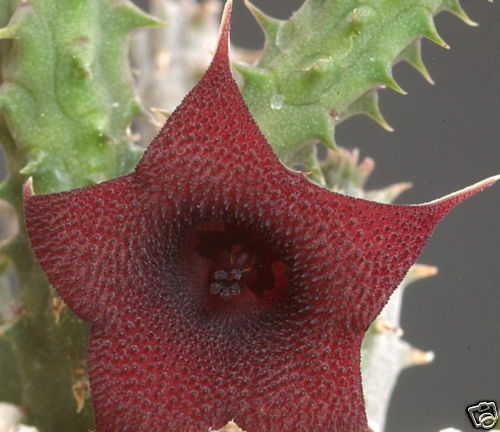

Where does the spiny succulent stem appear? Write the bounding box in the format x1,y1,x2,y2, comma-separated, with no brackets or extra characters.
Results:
0,1,158,429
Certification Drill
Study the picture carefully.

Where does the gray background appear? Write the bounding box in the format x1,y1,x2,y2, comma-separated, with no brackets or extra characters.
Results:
228,1,499,431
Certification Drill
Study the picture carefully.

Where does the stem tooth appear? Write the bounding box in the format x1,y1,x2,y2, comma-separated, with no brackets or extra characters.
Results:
399,40,435,85
343,90,394,131
419,11,450,49
244,0,283,40
442,0,479,26
409,348,435,366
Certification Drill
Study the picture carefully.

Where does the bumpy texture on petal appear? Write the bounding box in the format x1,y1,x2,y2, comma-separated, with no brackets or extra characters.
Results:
23,2,498,431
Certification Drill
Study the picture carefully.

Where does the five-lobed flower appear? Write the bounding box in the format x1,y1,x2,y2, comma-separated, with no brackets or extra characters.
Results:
23,2,498,431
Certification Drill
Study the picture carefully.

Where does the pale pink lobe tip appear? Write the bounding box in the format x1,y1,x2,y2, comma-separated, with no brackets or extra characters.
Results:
216,0,232,60
22,177,34,199
416,174,500,216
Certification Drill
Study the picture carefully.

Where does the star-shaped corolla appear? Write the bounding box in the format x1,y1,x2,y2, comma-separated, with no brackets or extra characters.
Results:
23,2,497,431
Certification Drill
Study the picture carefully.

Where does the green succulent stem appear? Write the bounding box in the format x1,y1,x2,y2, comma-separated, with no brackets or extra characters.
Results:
0,0,159,430
239,0,476,169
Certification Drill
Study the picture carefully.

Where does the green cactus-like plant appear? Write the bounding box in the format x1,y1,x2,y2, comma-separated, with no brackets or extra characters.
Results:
0,1,159,430
238,0,477,181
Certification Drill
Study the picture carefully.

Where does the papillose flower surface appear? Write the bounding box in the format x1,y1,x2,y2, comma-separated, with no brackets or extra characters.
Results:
23,2,497,431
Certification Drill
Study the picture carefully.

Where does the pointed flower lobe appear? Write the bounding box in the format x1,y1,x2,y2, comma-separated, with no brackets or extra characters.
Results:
23,2,498,431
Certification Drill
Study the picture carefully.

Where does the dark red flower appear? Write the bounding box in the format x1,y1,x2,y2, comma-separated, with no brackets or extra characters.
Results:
23,3,497,431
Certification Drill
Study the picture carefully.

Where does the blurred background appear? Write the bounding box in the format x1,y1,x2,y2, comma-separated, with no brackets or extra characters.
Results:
226,1,499,431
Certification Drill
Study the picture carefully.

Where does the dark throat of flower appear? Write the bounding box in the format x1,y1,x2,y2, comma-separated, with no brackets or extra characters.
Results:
190,221,288,306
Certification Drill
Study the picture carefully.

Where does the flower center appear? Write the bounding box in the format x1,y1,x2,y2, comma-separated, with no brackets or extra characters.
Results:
194,221,288,302
208,243,255,298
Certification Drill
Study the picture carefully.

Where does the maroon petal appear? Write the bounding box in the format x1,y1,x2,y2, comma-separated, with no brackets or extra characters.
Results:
23,2,498,431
